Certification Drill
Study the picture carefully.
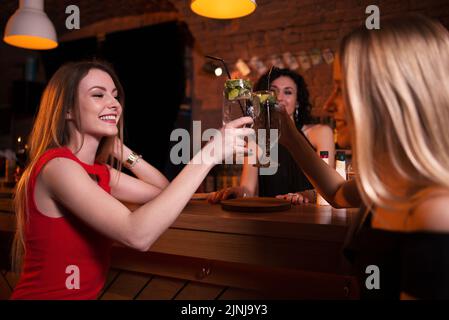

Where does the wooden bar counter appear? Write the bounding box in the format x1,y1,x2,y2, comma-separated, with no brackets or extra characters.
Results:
0,192,361,299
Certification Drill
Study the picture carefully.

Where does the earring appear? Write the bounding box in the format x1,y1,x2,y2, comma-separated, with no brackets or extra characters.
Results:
294,103,299,123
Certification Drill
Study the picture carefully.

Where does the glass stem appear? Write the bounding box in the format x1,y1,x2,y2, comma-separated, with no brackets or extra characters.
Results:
266,102,271,157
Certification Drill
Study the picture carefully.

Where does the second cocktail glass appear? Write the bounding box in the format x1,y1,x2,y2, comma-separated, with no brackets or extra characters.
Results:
251,90,281,168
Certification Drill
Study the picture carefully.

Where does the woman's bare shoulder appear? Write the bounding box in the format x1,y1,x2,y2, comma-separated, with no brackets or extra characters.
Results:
303,123,333,136
304,124,334,146
40,157,91,190
408,188,449,232
41,156,84,173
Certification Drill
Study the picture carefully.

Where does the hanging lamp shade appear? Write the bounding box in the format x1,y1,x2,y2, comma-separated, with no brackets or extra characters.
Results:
191,0,256,19
3,0,58,50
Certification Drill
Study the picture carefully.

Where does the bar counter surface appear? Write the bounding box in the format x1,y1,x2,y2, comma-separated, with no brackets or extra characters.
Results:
0,190,361,299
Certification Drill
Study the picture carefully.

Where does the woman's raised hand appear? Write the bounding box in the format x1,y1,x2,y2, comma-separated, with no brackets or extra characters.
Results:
202,116,254,165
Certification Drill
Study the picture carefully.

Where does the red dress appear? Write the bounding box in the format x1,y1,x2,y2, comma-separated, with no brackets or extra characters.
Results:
11,147,113,300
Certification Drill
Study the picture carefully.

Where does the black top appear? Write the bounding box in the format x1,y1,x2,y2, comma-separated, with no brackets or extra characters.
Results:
344,212,449,299
258,143,313,197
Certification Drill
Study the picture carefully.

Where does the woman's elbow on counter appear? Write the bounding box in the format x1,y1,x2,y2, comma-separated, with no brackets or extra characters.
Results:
124,238,152,252
134,243,151,253
122,231,157,252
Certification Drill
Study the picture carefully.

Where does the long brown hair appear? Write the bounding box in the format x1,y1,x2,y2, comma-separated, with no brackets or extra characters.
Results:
12,60,125,273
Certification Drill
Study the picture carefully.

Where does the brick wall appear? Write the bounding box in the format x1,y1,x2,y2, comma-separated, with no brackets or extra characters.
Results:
1,0,449,140
171,0,449,130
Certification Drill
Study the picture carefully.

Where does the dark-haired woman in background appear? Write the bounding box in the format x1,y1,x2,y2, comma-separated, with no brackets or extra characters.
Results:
209,68,335,204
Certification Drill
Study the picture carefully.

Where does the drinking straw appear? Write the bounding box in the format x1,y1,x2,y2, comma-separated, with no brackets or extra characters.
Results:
267,65,274,90
265,98,271,157
205,55,246,116
205,55,231,79
261,66,275,158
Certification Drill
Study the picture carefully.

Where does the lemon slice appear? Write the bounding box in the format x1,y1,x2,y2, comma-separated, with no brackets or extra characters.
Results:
259,94,271,104
227,88,240,100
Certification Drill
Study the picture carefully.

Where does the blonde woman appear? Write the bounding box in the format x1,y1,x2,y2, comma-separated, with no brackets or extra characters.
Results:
10,60,253,299
278,14,449,299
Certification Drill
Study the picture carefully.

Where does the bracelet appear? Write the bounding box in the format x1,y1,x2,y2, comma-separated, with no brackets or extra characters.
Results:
125,151,142,169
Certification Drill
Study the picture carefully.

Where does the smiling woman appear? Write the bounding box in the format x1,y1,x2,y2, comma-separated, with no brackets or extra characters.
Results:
10,60,253,299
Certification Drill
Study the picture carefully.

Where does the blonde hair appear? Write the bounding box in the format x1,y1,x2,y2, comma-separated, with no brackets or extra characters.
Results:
12,60,125,273
340,14,449,211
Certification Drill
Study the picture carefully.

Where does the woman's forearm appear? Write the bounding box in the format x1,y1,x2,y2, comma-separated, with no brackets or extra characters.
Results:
239,160,258,196
122,145,169,189
285,129,360,208
129,147,214,251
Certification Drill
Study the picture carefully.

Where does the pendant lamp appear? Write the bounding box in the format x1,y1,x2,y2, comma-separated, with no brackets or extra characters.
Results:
3,0,58,50
191,0,256,19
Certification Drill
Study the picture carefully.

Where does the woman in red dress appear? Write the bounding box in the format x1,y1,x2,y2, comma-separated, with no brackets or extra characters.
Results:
10,60,252,299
